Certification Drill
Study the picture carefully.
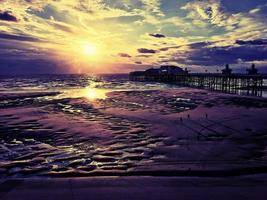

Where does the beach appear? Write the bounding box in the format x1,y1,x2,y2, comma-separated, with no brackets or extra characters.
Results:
0,75,267,199
0,75,267,178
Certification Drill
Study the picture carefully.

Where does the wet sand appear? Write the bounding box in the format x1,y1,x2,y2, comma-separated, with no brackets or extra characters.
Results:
0,88,267,178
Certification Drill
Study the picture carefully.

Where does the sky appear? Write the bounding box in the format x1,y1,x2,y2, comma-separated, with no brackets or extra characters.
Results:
0,0,267,74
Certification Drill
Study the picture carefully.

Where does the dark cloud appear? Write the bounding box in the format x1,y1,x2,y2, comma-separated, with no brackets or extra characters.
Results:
0,33,41,42
236,39,267,46
137,48,157,54
222,0,267,13
189,41,212,48
159,47,170,51
149,33,166,38
159,42,214,52
137,54,152,58
52,23,74,33
0,11,18,22
162,41,267,66
118,53,131,58
159,46,180,51
0,59,67,74
135,61,142,65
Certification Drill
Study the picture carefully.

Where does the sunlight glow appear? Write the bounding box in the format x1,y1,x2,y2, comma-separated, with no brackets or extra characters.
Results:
82,43,97,56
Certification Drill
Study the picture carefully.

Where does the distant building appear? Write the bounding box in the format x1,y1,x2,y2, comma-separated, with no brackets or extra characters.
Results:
159,65,186,75
222,64,232,75
145,68,161,75
247,64,258,75
145,65,188,75
129,71,146,81
129,65,188,81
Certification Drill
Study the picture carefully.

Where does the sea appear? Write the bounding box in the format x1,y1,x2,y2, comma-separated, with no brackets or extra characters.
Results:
0,74,266,97
0,74,172,94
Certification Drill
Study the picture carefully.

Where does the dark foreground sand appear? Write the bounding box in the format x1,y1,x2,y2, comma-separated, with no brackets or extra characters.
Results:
0,175,267,200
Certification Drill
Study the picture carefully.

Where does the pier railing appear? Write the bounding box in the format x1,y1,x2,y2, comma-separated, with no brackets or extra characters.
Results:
129,73,267,96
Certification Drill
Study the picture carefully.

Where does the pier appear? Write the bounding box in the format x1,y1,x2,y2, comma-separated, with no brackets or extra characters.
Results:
129,65,267,96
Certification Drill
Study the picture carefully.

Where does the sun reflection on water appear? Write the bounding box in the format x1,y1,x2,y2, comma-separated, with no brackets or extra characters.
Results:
60,86,108,100
83,87,107,100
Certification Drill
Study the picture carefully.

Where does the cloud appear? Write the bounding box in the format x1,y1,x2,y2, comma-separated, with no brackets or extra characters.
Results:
137,54,152,58
0,33,42,42
141,0,165,17
149,33,165,38
0,11,18,22
137,48,157,53
181,0,226,27
159,45,182,51
135,61,142,64
118,53,131,58
51,22,75,33
236,39,267,45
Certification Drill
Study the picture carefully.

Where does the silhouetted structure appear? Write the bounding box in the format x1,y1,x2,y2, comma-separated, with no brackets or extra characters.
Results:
129,64,266,96
141,65,188,76
222,64,232,75
247,64,258,75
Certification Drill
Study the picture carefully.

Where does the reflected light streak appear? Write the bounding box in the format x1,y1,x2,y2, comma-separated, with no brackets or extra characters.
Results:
84,87,107,100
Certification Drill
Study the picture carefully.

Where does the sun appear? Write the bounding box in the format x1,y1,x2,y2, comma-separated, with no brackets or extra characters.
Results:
82,43,97,56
